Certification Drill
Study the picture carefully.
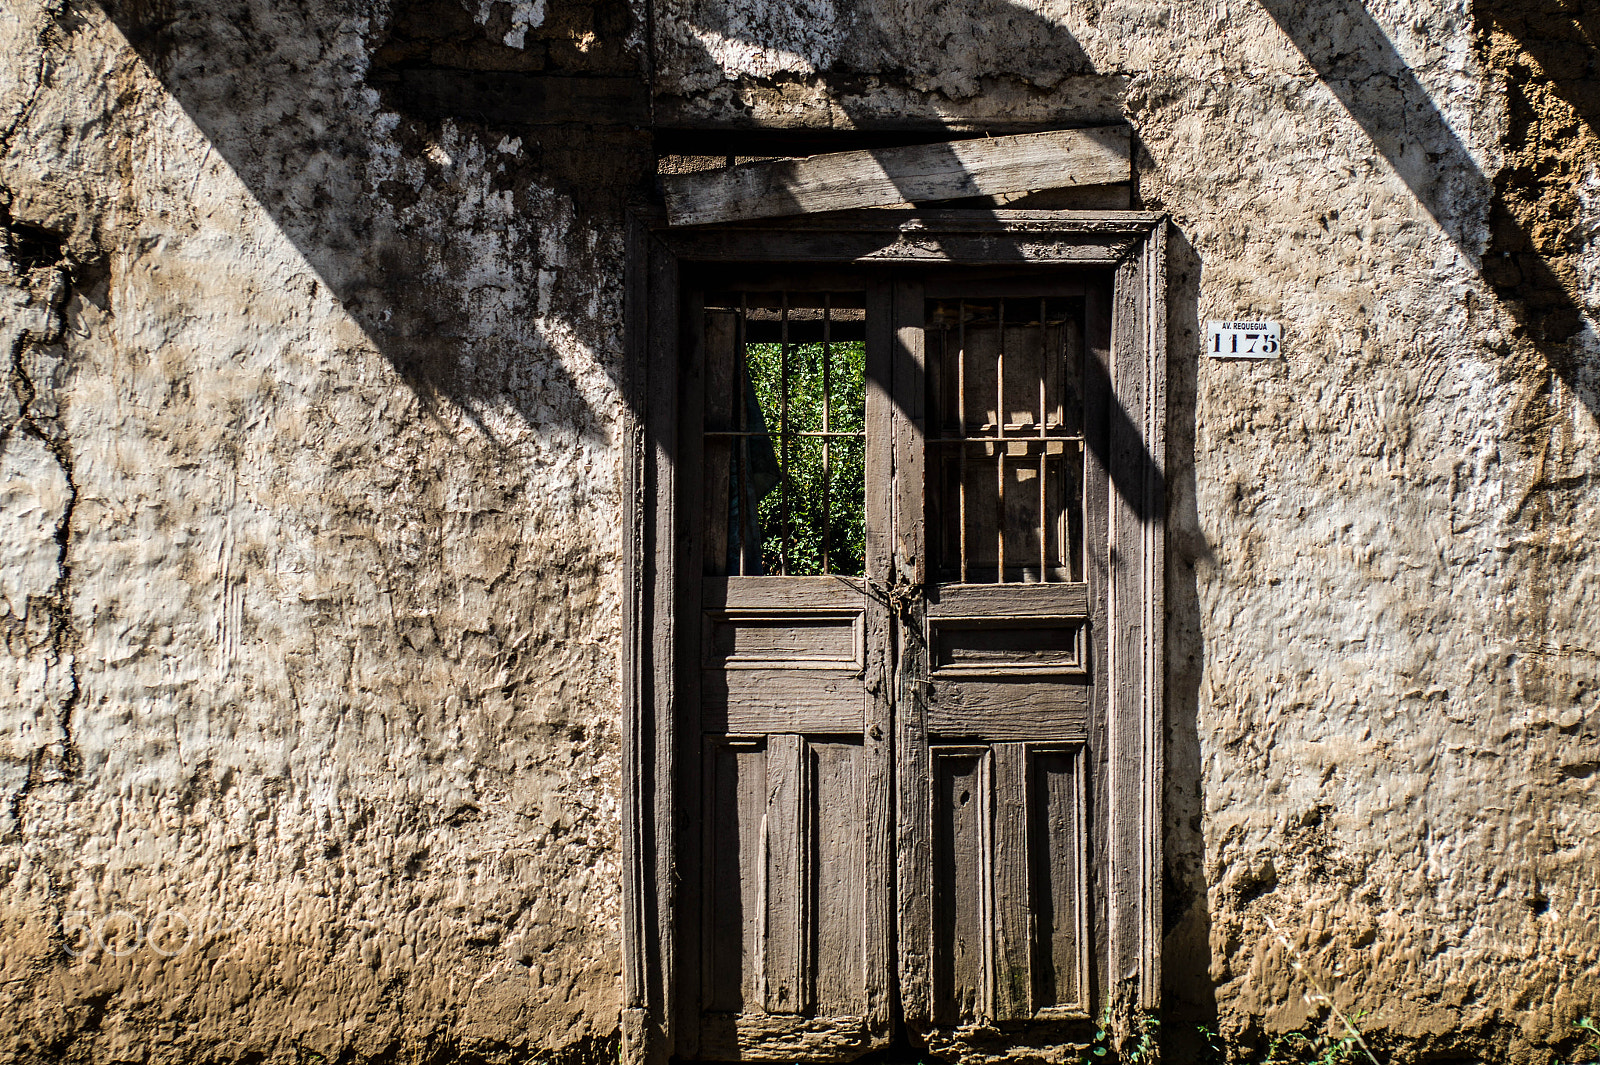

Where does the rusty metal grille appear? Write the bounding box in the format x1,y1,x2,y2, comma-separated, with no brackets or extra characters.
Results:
928,297,1085,584
703,291,868,576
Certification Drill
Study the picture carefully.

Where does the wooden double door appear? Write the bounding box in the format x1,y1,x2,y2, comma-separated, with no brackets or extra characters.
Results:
673,267,1114,1061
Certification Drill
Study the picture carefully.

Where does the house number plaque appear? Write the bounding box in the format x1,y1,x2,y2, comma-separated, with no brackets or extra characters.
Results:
1206,320,1282,358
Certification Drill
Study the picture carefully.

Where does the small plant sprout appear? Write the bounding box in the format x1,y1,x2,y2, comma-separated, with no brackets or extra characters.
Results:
1080,1004,1114,1063
1077,1004,1158,1064
1568,1017,1600,1065
1263,916,1382,1065
1127,1013,1159,1063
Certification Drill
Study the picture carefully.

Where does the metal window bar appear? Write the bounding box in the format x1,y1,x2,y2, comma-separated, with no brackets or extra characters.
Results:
927,298,1088,584
995,298,1005,582
710,291,867,578
958,302,968,584
822,294,832,575
737,293,750,577
779,292,790,576
1039,297,1048,583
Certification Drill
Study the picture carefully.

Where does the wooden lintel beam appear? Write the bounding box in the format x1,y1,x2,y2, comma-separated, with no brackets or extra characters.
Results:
662,127,1131,226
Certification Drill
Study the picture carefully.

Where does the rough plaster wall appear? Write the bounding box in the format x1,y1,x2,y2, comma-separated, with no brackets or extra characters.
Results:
0,0,638,1061
654,0,1096,97
660,1,1600,1062
650,0,1127,130
1135,5,1600,1060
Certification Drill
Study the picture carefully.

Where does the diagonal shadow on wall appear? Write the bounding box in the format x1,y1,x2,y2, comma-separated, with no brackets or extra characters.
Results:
100,0,652,445
1258,0,1598,396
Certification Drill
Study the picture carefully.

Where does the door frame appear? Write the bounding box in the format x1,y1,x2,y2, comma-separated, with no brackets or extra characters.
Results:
621,210,1168,1065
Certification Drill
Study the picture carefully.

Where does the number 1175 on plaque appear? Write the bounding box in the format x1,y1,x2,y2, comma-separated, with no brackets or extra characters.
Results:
1206,320,1282,359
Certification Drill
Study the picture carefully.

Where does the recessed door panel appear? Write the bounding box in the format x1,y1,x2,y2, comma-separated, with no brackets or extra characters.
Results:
813,740,867,1017
932,748,991,1026
1032,748,1090,1015
703,739,770,1015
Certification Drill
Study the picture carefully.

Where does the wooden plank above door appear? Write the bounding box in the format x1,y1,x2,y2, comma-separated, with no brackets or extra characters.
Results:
662,128,1132,226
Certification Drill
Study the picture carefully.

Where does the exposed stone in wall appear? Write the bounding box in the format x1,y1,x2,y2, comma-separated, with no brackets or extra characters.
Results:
1477,0,1598,347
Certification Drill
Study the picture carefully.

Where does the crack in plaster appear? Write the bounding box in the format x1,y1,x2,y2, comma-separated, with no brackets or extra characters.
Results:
1,200,83,841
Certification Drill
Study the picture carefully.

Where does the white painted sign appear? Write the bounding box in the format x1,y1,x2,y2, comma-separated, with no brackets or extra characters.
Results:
1206,320,1282,359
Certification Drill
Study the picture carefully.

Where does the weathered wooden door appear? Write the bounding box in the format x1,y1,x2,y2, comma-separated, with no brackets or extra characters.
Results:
681,273,1111,1059
626,213,1164,1065
892,279,1111,1056
678,281,895,1061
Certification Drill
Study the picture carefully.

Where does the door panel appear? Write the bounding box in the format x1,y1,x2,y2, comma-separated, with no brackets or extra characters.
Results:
931,747,991,1026
901,284,1108,1045
929,618,1085,673
687,294,891,1061
924,682,1089,739
705,613,860,664
813,740,868,1015
1031,747,1090,1015
924,743,1094,1027
699,733,875,1059
701,579,866,732
702,738,770,1015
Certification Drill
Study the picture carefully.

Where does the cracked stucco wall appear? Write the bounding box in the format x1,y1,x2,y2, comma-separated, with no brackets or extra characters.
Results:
0,0,1597,1063
2,0,637,1061
1,231,77,845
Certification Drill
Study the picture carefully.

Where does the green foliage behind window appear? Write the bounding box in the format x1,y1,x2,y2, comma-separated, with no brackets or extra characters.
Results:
745,340,867,576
